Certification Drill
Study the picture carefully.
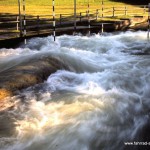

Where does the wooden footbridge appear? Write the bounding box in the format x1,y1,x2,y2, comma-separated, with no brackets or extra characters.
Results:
0,0,149,47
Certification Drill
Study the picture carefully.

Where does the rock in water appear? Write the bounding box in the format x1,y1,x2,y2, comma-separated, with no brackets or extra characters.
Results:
0,53,69,106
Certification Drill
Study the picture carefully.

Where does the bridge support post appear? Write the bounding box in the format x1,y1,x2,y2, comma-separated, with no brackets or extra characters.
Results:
101,23,104,33
102,0,104,18
52,0,56,41
87,0,90,35
22,0,26,44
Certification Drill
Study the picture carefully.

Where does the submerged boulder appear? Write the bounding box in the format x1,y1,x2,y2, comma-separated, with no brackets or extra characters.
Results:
0,53,69,102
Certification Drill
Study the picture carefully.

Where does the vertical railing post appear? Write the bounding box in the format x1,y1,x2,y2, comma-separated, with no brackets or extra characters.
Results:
59,14,62,26
18,0,22,37
125,6,127,16
112,6,115,17
96,9,99,20
101,23,104,33
74,0,77,34
22,0,26,44
147,3,150,40
52,0,56,41
102,0,104,17
16,16,19,31
80,12,82,22
86,10,88,17
143,5,146,14
37,15,39,35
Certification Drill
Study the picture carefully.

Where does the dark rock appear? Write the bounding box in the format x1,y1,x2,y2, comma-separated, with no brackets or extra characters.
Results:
0,53,69,102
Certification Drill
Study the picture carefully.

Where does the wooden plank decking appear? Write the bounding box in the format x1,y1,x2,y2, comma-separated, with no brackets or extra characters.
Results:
0,5,149,47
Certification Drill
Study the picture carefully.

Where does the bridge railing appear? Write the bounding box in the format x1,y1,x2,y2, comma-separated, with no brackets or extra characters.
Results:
0,5,149,40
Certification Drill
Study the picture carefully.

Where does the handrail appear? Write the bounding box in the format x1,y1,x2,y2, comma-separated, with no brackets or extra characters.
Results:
0,4,149,40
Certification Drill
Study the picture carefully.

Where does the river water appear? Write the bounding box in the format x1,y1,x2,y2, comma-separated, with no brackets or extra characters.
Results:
0,31,150,150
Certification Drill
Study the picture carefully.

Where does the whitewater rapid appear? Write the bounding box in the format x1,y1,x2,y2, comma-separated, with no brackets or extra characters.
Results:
0,31,150,150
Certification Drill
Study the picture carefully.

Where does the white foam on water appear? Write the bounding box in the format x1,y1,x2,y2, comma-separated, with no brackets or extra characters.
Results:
1,31,150,150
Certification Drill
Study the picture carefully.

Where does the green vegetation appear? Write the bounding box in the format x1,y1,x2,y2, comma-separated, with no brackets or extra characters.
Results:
0,0,147,17
0,0,147,6
0,0,124,6
0,0,124,16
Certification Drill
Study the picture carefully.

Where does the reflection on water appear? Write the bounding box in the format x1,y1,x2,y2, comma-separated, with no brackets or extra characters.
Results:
0,31,150,150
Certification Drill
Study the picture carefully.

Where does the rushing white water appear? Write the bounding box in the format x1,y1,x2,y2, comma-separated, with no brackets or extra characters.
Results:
0,31,150,150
